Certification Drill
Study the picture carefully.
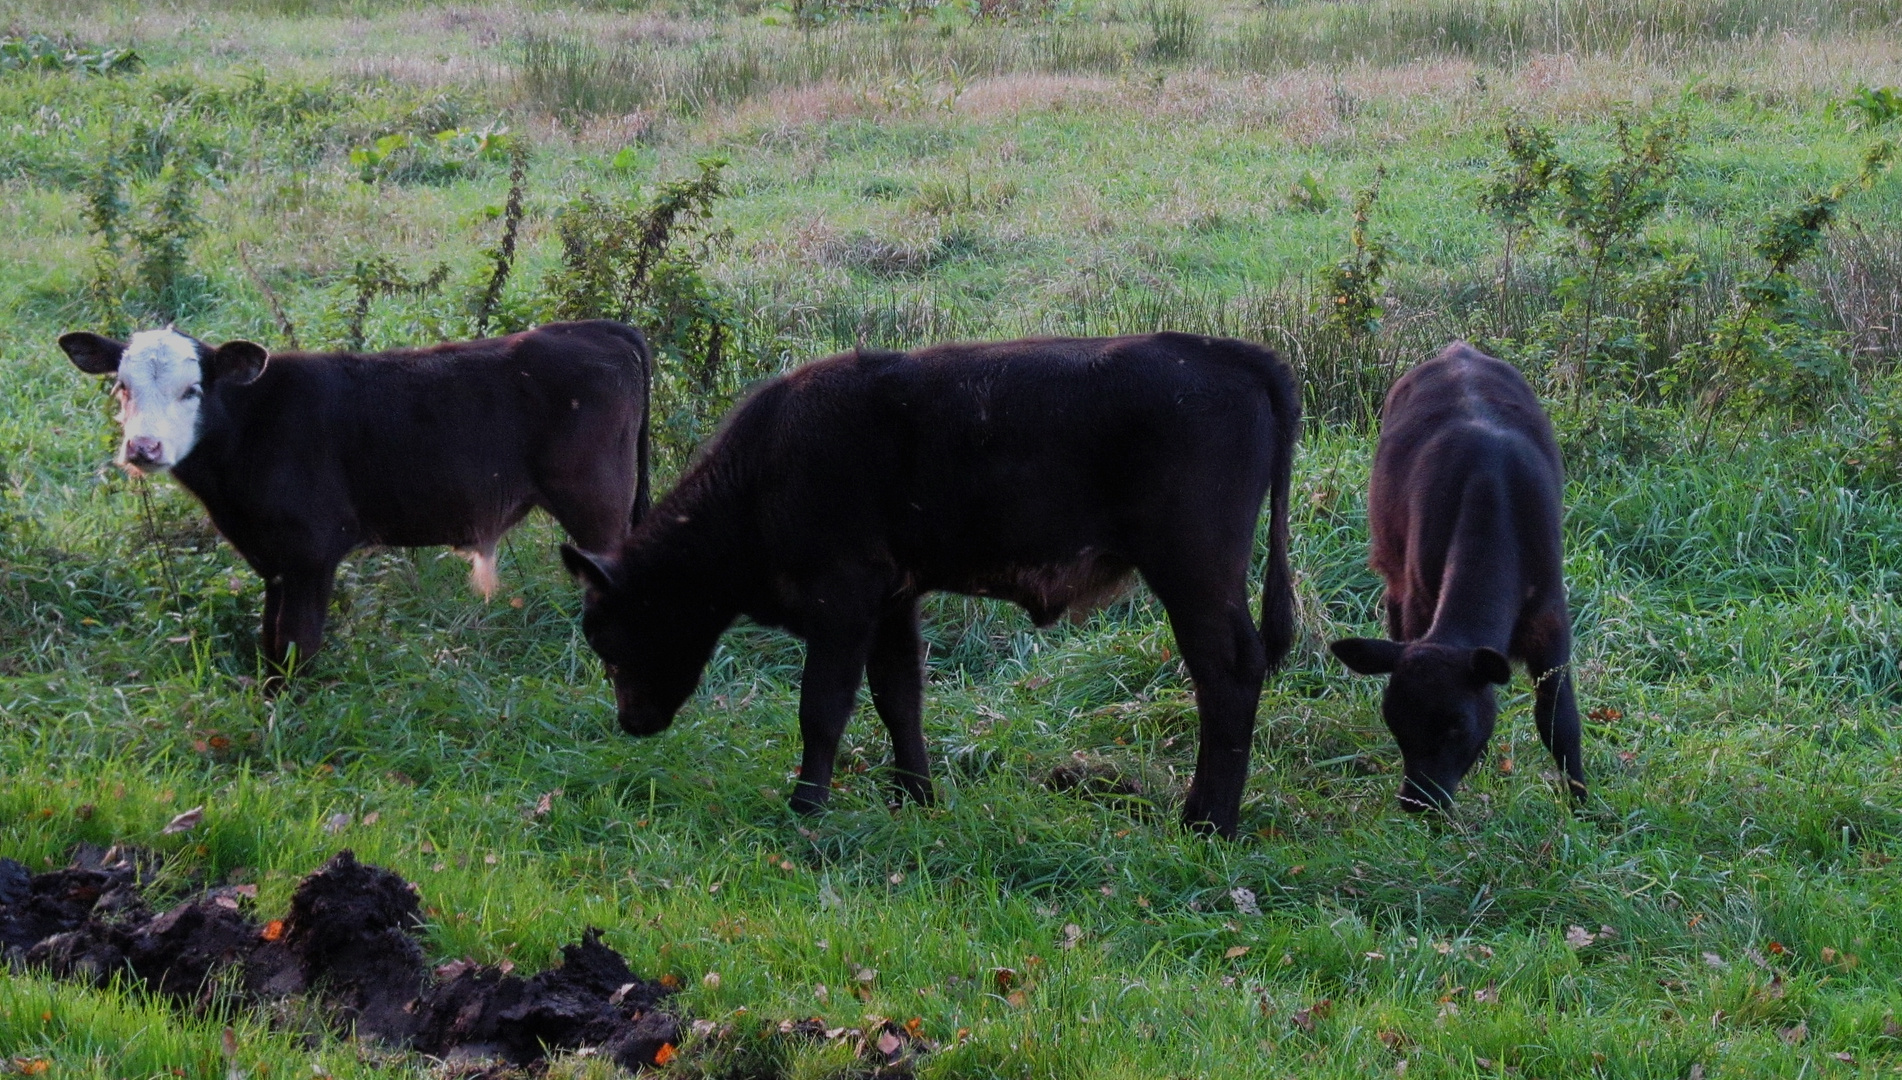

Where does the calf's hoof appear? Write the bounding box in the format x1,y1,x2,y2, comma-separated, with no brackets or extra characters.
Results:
788,782,831,816
1180,807,1239,840
891,772,935,807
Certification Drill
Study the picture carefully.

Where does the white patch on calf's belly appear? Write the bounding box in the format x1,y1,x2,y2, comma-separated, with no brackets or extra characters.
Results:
457,544,500,599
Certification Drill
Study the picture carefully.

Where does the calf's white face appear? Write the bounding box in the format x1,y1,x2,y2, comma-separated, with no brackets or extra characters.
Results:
59,327,270,475
112,329,205,472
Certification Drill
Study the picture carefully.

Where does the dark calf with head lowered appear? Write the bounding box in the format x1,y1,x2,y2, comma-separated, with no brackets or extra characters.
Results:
1330,342,1585,810
60,320,652,674
563,332,1300,838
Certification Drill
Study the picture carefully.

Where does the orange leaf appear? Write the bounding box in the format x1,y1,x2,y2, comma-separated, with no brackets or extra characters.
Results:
260,920,285,943
653,1041,677,1065
21,1061,51,1076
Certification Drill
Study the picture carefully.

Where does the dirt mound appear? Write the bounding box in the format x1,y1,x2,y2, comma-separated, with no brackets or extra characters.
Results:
1,848,680,1073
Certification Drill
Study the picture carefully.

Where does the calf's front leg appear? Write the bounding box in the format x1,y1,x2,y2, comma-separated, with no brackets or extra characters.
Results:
789,631,874,816
1533,662,1586,802
266,564,338,676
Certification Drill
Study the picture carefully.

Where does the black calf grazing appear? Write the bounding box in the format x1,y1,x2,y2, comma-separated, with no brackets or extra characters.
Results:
563,333,1300,838
60,320,651,672
1330,342,1585,810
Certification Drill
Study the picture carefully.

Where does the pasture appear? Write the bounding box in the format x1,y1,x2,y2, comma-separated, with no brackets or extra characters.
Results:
1,0,1901,1075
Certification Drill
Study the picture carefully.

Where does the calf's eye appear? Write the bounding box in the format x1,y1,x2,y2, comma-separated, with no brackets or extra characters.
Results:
181,384,202,401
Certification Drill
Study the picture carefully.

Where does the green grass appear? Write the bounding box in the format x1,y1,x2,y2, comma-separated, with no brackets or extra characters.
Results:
2,1,1902,1076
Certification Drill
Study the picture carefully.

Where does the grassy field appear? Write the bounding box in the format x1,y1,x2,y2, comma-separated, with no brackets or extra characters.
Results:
2,0,1902,1076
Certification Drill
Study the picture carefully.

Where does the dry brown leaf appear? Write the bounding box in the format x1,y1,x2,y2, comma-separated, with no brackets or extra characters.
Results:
161,806,204,835
323,813,351,834
1565,925,1596,949
1779,1021,1809,1045
876,1030,903,1056
1473,984,1499,1003
1225,946,1251,959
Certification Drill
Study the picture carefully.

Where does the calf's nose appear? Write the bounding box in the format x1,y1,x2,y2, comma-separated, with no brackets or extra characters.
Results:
125,435,163,463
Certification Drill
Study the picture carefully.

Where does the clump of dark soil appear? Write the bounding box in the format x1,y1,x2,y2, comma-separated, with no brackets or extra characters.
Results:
1044,753,1147,800
1,848,679,1074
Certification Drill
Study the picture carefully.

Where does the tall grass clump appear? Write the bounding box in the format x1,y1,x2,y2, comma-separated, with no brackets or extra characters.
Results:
1228,0,1902,69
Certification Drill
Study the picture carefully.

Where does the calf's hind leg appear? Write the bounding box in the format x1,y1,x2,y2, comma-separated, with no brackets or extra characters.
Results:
1147,568,1268,839
867,598,933,806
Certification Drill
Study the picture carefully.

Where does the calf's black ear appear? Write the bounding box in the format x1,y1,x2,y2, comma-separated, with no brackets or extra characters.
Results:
1330,637,1404,675
205,340,269,385
1470,647,1512,685
560,544,617,599
59,332,126,375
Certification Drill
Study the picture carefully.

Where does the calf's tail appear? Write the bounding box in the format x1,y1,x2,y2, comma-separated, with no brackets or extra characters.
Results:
629,326,654,527
1258,346,1301,674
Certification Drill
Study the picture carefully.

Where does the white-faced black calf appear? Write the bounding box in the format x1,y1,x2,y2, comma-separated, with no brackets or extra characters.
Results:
562,333,1300,838
60,320,651,672
1330,342,1585,810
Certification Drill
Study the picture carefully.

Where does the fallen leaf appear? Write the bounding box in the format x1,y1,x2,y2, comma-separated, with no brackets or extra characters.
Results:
1822,946,1839,963
1472,944,1495,958
1060,924,1083,950
1231,887,1261,916
1377,1029,1412,1051
691,1019,717,1039
1767,940,1787,955
323,813,351,834
1473,984,1499,1003
1688,1065,1706,1080
484,853,498,865
530,790,561,819
1596,925,1618,941
1225,946,1251,959
889,872,905,884
993,968,1016,991
659,973,681,990
361,812,380,826
652,1042,676,1065
1587,706,1622,722
1835,1052,1856,1064
260,920,285,943
19,1061,50,1076
702,971,721,988
1364,951,1386,961
1498,757,1514,774
1005,990,1028,1008
1432,941,1453,955
1289,998,1332,1031
1702,952,1727,968
161,806,204,835
876,1030,903,1056
854,967,876,983
1565,925,1596,949
1779,1021,1809,1045
1882,1014,1900,1039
